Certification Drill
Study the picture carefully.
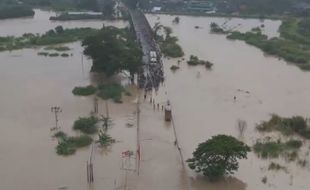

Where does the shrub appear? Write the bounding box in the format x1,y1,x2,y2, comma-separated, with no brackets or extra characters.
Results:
97,84,124,103
256,115,310,139
44,46,70,51
96,131,115,147
61,53,69,57
170,65,180,71
53,131,67,139
268,162,286,171
253,139,302,159
72,85,96,96
37,52,49,56
48,53,59,57
73,116,98,134
56,135,93,156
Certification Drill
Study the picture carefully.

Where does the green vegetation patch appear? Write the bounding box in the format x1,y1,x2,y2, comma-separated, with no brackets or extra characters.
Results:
50,13,104,21
160,36,184,58
61,53,70,57
210,22,227,34
0,26,99,52
48,53,59,57
97,84,125,103
256,114,310,138
253,139,302,159
226,18,310,70
72,85,96,96
268,162,287,171
44,46,71,51
72,85,97,96
73,116,98,134
56,134,93,156
170,65,180,71
37,52,49,56
0,5,34,19
187,55,213,69
96,130,115,147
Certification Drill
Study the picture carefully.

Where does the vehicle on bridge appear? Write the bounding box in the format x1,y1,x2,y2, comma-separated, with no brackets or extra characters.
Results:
149,50,157,64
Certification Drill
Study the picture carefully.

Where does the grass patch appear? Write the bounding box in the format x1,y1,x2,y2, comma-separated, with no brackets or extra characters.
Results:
53,131,67,139
44,46,71,51
187,55,213,69
0,26,99,52
48,53,59,57
37,52,49,56
61,53,70,57
56,135,93,156
170,65,180,71
225,18,310,69
73,116,98,134
72,85,96,96
253,139,302,159
256,114,310,139
97,84,124,103
268,162,287,171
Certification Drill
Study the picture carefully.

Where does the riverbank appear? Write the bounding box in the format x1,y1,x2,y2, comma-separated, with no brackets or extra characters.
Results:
0,27,98,52
225,18,310,70
145,11,284,20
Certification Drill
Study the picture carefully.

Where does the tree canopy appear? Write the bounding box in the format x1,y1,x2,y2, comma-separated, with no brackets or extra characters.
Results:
187,135,250,181
82,26,142,77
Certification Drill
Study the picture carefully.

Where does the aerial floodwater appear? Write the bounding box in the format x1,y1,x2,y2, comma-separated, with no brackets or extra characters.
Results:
1,8,310,190
144,14,310,190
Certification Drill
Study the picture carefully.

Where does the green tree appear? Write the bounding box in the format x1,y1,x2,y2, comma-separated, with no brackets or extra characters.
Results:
82,26,142,78
55,25,64,34
187,135,250,181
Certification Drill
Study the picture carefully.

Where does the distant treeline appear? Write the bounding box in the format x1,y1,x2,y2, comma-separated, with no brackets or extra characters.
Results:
0,5,34,19
139,0,310,17
19,0,99,11
50,13,104,21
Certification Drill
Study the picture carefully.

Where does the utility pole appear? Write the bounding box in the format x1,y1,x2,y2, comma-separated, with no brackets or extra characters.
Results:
94,97,98,115
51,106,62,130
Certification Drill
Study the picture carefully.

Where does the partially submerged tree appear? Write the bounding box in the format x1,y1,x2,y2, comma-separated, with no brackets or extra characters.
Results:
82,26,142,78
187,135,250,181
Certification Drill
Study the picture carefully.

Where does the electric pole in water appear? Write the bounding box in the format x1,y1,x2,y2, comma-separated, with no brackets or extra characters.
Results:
51,106,62,130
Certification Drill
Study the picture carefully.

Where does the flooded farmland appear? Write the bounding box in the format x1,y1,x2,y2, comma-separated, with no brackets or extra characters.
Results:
0,9,310,190
145,14,310,190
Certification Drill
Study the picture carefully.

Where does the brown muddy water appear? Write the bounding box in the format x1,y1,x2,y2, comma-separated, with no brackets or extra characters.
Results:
145,14,310,190
1,9,310,190
0,10,137,190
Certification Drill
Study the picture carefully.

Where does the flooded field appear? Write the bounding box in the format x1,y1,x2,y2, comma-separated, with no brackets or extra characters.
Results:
0,10,137,190
145,14,310,190
0,9,310,190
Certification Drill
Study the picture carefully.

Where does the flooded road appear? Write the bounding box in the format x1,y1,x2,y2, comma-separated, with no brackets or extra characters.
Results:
145,14,310,190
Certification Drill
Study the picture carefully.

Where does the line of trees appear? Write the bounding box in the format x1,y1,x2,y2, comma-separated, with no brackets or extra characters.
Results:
0,5,34,19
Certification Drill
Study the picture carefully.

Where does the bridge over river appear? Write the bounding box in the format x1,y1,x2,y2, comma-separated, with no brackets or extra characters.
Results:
129,10,164,91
